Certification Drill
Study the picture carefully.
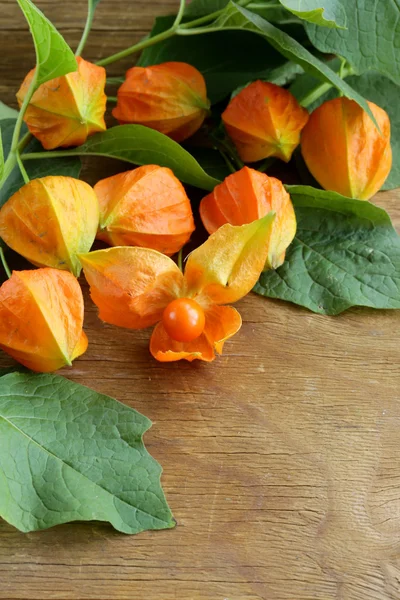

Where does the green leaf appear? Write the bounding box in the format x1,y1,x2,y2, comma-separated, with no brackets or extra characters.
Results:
254,186,400,315
28,125,220,191
278,0,346,28
290,68,400,190
210,2,376,123
138,16,298,104
184,0,231,16
0,102,19,121
0,372,175,534
16,0,77,88
0,119,81,208
183,146,231,181
306,1,400,83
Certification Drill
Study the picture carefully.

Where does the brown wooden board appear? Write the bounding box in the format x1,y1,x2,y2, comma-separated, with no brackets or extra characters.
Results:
1,2,400,599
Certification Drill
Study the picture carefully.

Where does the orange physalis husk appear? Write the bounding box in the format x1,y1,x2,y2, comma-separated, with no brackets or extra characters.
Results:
16,57,107,150
200,166,296,269
0,268,87,372
301,97,392,200
95,165,195,256
0,176,100,277
222,80,309,163
112,62,211,142
80,214,275,362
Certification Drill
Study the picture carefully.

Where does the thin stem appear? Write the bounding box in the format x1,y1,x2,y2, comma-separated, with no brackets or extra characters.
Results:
257,157,275,173
22,151,73,160
0,75,37,190
76,0,94,56
11,75,36,154
220,150,237,174
16,152,29,184
96,0,254,67
299,81,333,108
107,96,118,103
177,248,183,272
0,247,11,278
299,64,354,108
177,25,221,36
96,28,176,67
106,77,124,85
172,0,186,29
17,131,32,153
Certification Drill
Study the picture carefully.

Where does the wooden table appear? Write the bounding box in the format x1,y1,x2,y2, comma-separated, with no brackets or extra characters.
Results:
1,2,400,599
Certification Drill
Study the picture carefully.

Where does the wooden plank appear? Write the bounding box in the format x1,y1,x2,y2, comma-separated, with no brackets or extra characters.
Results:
1,2,400,599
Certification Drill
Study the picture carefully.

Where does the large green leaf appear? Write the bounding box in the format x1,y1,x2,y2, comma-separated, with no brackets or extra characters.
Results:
183,146,231,181
254,186,400,315
278,0,346,28
184,0,231,15
0,372,175,534
16,0,77,88
24,125,219,191
138,16,300,104
306,1,400,84
290,68,400,190
0,119,81,208
209,2,375,122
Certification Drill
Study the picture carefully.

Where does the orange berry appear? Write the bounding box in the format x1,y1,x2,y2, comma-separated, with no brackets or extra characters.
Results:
162,298,205,342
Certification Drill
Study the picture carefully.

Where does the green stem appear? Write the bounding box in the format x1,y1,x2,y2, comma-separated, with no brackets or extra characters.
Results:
0,247,11,278
96,0,253,67
22,151,74,160
107,96,118,103
16,152,30,184
0,71,37,191
76,0,95,56
257,157,275,173
172,0,186,29
299,64,354,108
220,150,237,174
96,28,177,67
17,131,32,152
106,77,124,85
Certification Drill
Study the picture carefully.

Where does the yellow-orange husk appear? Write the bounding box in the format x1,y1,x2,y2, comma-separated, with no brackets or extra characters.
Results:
79,246,184,330
112,62,210,142
0,268,87,372
95,165,195,256
81,218,275,362
301,97,392,200
222,80,309,163
16,57,107,149
0,176,100,276
200,167,296,269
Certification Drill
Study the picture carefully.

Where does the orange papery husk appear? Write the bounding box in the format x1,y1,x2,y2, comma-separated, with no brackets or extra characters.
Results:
200,167,296,269
95,165,195,256
301,97,392,200
112,62,210,142
0,269,87,372
0,176,100,276
16,57,107,150
222,80,309,163
80,215,275,362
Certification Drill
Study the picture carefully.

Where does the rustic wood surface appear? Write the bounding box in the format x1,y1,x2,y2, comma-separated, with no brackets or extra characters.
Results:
1,1,400,599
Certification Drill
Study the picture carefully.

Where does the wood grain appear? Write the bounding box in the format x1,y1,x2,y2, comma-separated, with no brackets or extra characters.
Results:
1,2,400,599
